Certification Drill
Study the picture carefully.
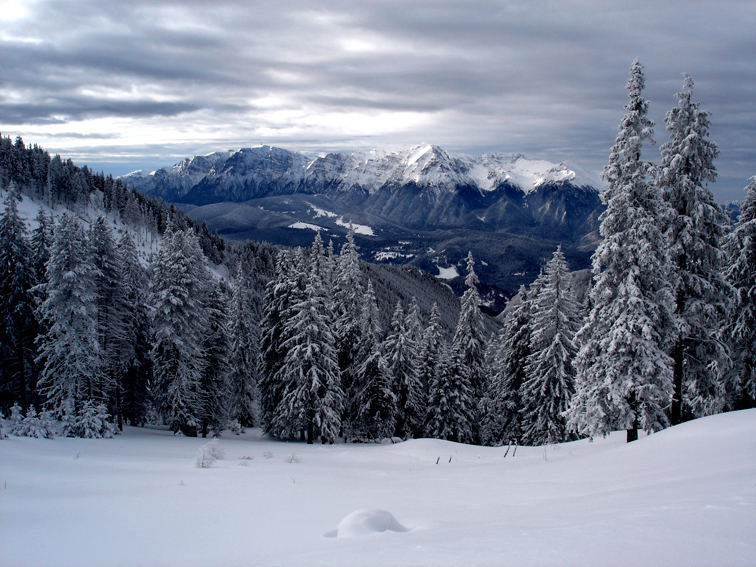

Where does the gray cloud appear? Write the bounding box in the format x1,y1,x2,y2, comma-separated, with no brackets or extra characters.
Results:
1,0,754,201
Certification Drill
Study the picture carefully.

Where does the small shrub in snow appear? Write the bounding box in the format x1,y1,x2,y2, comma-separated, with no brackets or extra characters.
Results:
19,406,56,439
228,419,243,435
65,401,116,439
196,439,225,468
7,403,24,436
0,410,7,439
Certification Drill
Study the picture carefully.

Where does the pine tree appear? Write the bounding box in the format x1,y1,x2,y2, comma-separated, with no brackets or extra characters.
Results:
31,208,52,284
36,213,103,416
259,248,305,432
520,247,578,446
479,285,531,446
199,286,231,437
89,217,125,410
383,301,423,438
348,279,396,441
451,252,487,402
659,74,732,421
425,342,475,443
0,188,37,412
722,177,756,408
417,302,442,412
332,228,365,400
150,226,208,436
226,260,261,428
271,257,343,444
115,230,151,426
566,61,675,443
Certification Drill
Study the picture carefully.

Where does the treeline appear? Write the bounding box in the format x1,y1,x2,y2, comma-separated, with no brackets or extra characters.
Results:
1,60,755,445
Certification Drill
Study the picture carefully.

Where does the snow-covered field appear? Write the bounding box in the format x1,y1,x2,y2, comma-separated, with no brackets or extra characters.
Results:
1,410,754,567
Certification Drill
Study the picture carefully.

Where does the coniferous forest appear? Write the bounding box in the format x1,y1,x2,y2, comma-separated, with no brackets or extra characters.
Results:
1,61,754,446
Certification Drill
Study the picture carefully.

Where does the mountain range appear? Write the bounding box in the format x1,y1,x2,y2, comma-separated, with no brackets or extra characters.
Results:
124,145,606,311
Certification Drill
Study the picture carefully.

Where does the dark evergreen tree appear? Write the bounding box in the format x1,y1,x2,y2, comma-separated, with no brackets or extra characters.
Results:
659,74,732,421
479,285,531,446
566,61,675,443
226,260,261,428
520,246,578,446
351,282,396,440
723,176,756,408
115,230,151,426
150,226,208,436
36,214,102,415
383,301,423,438
199,286,231,437
425,342,475,443
0,188,37,412
271,257,343,444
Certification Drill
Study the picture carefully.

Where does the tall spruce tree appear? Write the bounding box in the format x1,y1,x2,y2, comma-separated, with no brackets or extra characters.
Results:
226,260,261,428
115,230,150,426
722,177,756,408
351,281,396,440
0,188,38,411
659,74,731,421
566,60,675,443
259,248,305,432
199,285,231,437
451,252,487,399
383,301,423,438
36,213,102,415
417,302,442,407
425,341,475,443
271,252,343,443
89,217,124,411
150,226,208,435
520,247,578,446
332,229,364,399
479,285,531,446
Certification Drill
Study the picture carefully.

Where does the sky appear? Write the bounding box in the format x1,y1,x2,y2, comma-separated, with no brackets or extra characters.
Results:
1,0,754,201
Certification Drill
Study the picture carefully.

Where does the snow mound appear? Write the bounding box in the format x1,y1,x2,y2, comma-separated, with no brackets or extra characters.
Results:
326,509,409,538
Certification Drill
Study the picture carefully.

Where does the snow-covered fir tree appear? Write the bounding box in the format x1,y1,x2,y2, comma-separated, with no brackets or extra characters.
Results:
150,225,209,436
451,251,487,404
30,208,52,284
405,296,423,346
416,302,442,411
425,341,475,443
520,246,579,446
383,301,423,438
0,188,37,412
114,230,151,426
199,286,231,437
36,213,103,416
350,281,396,440
479,285,531,446
226,260,261,428
332,228,365,400
89,217,125,411
566,60,675,443
723,176,756,408
259,248,305,432
659,74,732,421
270,253,343,444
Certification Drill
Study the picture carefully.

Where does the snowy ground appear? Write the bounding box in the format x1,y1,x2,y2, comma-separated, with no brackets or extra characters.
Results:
1,410,754,567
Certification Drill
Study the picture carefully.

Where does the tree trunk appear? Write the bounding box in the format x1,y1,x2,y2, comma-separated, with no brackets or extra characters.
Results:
307,421,314,445
671,337,684,425
626,428,638,443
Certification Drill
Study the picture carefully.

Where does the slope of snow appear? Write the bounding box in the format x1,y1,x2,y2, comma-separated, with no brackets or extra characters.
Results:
288,221,327,231
0,410,754,566
335,217,374,236
436,265,460,280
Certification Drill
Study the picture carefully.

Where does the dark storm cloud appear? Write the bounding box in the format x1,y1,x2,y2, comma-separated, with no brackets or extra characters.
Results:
1,0,754,200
